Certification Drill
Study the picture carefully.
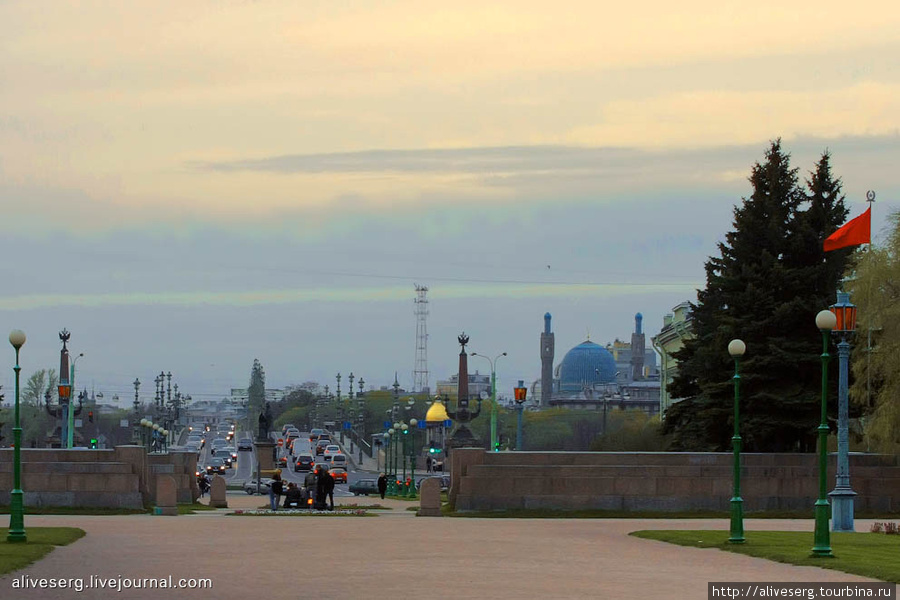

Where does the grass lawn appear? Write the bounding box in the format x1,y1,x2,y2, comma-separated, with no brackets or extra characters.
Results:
0,528,86,577
631,530,900,583
0,506,145,516
177,503,218,515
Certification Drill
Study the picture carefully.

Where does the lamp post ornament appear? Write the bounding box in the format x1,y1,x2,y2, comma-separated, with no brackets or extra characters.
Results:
514,380,527,451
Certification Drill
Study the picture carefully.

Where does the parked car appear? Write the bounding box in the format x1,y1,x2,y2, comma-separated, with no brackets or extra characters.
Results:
237,438,253,451
244,478,273,495
295,454,314,472
330,467,348,484
349,478,379,496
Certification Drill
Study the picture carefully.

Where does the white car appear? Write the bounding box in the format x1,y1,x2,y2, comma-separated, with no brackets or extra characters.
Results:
244,479,273,495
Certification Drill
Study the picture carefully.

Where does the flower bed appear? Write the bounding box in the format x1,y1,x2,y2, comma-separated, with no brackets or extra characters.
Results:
227,508,369,516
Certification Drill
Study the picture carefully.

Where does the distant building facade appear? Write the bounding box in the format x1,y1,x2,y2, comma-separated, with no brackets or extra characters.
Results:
650,302,694,417
435,372,491,401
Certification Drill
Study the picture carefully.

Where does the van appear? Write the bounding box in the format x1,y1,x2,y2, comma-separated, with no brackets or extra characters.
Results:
330,454,347,469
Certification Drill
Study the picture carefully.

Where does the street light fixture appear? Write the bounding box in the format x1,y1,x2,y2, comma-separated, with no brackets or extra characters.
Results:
514,380,527,450
408,418,418,499
813,309,837,557
8,329,27,543
829,291,858,532
727,338,746,544
470,351,507,451
67,352,84,449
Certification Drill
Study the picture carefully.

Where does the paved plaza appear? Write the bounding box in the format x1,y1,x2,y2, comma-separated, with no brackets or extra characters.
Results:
0,495,877,600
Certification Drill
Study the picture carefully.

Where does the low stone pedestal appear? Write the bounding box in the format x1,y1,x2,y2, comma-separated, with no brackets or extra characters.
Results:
419,478,442,517
209,475,228,508
153,475,178,516
254,440,276,473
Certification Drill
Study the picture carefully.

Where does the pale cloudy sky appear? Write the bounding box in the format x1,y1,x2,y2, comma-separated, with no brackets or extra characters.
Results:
1,1,898,404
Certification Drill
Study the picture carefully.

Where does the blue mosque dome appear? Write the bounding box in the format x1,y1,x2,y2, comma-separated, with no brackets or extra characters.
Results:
558,341,617,392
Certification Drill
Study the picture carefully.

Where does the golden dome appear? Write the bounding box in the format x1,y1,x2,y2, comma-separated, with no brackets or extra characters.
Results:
425,399,450,423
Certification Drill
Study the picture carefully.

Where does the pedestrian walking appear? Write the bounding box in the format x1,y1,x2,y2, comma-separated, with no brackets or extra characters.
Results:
377,473,387,499
269,469,283,511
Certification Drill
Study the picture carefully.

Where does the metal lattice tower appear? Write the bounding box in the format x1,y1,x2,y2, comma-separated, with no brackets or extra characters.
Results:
413,284,430,394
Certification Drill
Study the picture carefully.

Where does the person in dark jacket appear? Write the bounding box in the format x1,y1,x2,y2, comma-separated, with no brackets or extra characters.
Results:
269,469,283,510
304,470,317,508
283,482,303,509
377,473,387,499
323,469,335,510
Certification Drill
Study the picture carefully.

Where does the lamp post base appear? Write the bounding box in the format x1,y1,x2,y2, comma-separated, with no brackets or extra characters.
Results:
7,489,26,542
829,487,857,532
728,496,745,544
812,499,833,557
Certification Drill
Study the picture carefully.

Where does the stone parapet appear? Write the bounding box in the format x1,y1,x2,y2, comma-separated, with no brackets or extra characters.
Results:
454,451,900,513
0,446,198,509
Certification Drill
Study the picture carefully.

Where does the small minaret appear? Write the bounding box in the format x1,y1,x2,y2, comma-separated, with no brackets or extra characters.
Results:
631,313,645,381
540,312,555,407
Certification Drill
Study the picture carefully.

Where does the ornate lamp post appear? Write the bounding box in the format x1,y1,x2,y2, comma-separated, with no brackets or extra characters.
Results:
67,352,84,449
408,418,418,499
829,291,858,531
8,330,27,542
727,338,746,544
348,372,355,401
471,351,507,451
514,380,527,450
386,428,396,495
400,422,409,496
813,309,836,557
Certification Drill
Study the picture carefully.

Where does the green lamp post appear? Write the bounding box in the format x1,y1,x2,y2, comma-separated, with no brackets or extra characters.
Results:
727,338,746,544
408,418,418,499
386,428,396,495
8,330,27,543
470,351,507,451
813,309,836,557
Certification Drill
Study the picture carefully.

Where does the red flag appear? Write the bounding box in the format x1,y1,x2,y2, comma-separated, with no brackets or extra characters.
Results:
824,207,871,252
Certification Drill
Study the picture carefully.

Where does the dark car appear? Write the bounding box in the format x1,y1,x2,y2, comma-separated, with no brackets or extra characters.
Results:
295,454,314,472
237,438,253,451
349,478,379,496
206,458,227,475
315,440,330,456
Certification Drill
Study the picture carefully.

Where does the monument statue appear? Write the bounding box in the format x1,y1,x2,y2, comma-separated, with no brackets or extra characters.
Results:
257,402,272,441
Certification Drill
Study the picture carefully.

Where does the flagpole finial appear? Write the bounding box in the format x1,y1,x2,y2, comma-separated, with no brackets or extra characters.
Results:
867,190,876,203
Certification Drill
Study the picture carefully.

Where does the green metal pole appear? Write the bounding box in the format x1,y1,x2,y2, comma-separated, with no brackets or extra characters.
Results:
813,329,833,557
729,355,744,544
490,368,497,451
401,431,408,496
8,344,27,542
408,429,417,499
67,362,76,448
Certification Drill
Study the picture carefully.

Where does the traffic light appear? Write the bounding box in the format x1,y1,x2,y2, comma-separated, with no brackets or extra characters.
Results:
88,411,94,423
493,440,500,452
90,438,98,449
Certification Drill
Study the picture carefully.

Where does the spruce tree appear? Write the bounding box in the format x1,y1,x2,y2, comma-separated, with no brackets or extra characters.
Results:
248,358,266,422
664,142,849,451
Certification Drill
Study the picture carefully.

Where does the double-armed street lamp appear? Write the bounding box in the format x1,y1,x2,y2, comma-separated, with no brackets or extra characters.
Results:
813,309,837,557
470,351,507,451
727,338,746,544
67,352,84,448
8,329,27,542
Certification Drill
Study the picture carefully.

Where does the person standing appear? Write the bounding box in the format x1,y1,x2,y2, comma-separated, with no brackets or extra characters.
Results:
323,468,335,510
377,473,387,499
269,469,283,511
426,456,433,473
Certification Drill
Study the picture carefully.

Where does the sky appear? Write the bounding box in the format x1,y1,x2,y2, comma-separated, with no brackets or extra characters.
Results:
1,1,898,406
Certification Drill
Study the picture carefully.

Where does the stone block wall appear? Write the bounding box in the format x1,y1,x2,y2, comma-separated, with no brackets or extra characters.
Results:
452,450,900,513
0,446,198,509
